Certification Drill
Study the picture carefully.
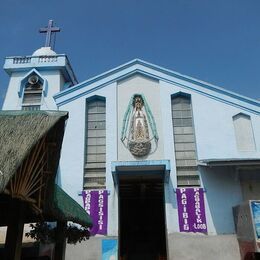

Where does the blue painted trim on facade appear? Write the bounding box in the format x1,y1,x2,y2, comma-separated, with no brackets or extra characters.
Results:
63,55,78,85
18,69,48,97
56,70,140,106
56,68,260,115
232,112,251,119
85,95,106,102
54,60,140,98
171,91,191,99
4,54,77,85
134,70,260,114
111,160,171,184
54,59,260,108
137,60,259,107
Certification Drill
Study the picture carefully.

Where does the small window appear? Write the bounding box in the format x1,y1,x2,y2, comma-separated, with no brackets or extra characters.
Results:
233,113,256,151
171,94,200,187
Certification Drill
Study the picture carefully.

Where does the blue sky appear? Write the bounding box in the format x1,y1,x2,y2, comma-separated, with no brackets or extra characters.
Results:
1,0,260,107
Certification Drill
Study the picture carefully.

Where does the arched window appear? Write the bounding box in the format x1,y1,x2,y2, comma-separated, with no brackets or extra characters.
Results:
233,113,255,151
171,93,200,186
22,73,43,111
84,97,106,190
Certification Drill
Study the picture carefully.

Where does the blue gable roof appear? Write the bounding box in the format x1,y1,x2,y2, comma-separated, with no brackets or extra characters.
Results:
54,59,260,113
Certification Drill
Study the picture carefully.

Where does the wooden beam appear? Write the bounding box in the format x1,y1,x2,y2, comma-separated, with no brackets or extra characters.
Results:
6,136,49,213
4,199,25,260
54,221,67,260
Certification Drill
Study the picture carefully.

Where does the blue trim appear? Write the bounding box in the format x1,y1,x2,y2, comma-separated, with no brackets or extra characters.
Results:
54,60,140,99
56,70,139,106
232,112,251,119
111,160,171,184
63,82,72,90
18,69,48,97
56,68,260,115
171,91,191,99
137,59,260,107
4,54,77,85
54,59,260,108
86,95,106,102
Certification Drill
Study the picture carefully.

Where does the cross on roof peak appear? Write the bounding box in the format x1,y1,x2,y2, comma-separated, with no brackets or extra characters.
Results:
39,20,61,49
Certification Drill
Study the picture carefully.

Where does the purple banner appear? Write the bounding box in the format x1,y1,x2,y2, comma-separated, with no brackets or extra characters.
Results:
176,187,207,233
82,190,108,235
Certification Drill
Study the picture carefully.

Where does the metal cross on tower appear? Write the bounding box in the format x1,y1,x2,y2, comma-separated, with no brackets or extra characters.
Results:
39,20,60,48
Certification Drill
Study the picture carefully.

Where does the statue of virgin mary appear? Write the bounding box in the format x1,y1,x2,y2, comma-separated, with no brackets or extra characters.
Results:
121,94,158,157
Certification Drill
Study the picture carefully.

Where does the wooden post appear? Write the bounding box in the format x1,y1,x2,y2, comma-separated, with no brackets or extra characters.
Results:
54,221,67,260
4,199,25,260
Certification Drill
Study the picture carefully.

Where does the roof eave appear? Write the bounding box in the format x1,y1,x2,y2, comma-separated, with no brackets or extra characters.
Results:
53,59,260,109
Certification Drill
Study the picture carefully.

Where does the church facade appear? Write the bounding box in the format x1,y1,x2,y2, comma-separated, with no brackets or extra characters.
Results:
2,44,260,259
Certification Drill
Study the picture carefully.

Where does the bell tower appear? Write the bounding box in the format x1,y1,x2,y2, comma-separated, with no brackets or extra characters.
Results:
2,20,77,111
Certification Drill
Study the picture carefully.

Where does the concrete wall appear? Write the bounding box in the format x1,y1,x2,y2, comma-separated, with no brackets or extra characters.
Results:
65,238,102,260
65,237,117,260
158,78,260,235
164,166,243,235
57,71,260,237
65,233,240,260
2,69,67,110
168,233,240,260
58,82,119,236
160,80,260,161
40,70,65,110
200,166,243,234
50,64,260,256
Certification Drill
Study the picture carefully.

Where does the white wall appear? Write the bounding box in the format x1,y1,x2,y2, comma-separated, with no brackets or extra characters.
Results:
200,166,243,234
58,82,118,236
57,71,260,237
2,71,24,110
160,80,260,161
3,70,66,110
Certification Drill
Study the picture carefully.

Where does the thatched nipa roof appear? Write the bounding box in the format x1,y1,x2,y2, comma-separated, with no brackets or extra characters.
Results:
0,110,68,193
0,110,92,228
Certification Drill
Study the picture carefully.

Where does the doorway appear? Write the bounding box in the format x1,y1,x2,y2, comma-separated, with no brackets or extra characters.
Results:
119,174,167,260
239,169,260,201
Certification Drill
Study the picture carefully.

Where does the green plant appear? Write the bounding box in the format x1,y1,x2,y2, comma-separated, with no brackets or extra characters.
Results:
25,222,90,244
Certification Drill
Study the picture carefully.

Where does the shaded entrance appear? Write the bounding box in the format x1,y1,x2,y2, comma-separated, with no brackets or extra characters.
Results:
119,174,167,260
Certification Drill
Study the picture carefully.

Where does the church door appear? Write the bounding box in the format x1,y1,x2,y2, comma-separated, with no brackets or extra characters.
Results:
119,174,167,260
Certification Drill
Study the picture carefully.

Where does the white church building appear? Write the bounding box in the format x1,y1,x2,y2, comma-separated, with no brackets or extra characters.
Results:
2,24,260,260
